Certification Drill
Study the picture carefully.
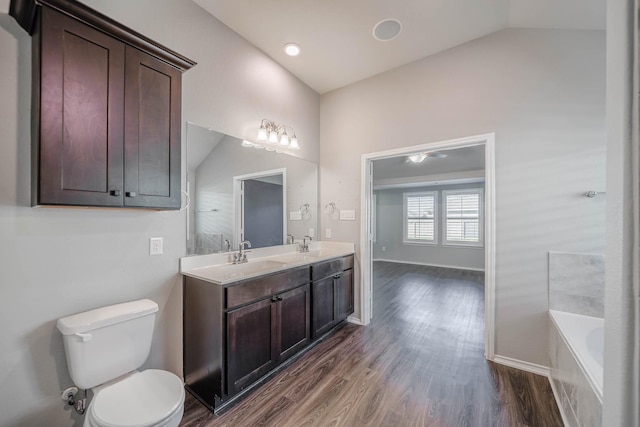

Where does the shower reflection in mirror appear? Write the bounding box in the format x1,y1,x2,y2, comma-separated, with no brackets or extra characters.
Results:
185,122,318,256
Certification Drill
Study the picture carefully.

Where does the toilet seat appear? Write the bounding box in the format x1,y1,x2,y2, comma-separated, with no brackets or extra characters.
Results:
88,370,184,427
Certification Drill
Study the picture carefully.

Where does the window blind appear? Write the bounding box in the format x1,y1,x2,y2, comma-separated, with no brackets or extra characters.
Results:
445,191,480,243
405,193,435,242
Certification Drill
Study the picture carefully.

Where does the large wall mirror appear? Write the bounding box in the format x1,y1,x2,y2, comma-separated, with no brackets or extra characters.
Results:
186,122,318,256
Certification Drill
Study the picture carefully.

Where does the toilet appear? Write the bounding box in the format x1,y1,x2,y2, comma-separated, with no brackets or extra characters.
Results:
57,299,185,427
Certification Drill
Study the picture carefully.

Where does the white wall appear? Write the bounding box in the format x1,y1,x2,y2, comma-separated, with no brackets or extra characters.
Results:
373,183,485,271
0,0,319,425
320,28,606,367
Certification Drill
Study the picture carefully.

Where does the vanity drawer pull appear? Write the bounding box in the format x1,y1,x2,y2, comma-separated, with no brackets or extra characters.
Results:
109,190,121,196
126,191,137,198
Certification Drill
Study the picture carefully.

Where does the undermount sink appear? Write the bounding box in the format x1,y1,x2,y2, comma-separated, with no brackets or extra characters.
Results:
216,259,289,276
275,250,333,263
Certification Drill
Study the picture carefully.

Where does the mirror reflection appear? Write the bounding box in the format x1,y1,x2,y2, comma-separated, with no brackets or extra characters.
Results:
186,122,318,256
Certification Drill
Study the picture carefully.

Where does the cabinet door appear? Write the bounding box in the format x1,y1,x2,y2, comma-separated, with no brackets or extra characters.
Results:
38,7,125,206
124,47,182,209
312,276,336,339
277,284,310,362
227,299,277,395
335,269,354,322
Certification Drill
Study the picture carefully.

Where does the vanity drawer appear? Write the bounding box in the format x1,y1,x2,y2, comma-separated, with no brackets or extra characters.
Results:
311,255,354,281
226,266,310,309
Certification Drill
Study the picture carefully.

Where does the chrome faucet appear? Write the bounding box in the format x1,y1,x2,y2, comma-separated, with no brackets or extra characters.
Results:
224,239,231,252
233,240,251,264
299,235,312,253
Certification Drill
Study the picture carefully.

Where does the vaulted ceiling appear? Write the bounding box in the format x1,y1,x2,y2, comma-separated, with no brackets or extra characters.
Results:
194,0,606,94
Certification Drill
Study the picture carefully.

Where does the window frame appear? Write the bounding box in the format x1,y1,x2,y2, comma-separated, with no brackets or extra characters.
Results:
442,188,484,248
403,191,438,245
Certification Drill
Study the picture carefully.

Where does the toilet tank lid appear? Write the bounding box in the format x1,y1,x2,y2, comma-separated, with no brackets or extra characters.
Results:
57,299,159,335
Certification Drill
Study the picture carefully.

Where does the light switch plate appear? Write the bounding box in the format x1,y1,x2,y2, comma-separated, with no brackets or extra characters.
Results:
325,228,332,238
308,228,315,238
339,210,356,221
149,237,163,255
289,211,302,221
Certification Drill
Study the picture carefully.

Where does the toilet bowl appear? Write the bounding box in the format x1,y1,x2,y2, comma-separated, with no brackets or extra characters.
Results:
57,300,185,427
83,370,185,427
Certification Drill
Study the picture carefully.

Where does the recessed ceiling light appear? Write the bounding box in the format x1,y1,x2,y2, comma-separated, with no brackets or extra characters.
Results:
283,43,301,56
373,19,402,41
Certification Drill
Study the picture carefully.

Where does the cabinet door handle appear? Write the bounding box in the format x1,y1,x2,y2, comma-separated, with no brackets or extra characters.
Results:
110,190,121,196
126,191,137,198
271,296,278,302
333,274,341,279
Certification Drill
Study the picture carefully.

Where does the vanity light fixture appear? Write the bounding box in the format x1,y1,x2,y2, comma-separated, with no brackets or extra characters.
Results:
283,42,301,57
256,119,300,150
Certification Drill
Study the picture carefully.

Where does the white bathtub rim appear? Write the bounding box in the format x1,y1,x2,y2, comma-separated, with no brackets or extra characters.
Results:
549,310,603,402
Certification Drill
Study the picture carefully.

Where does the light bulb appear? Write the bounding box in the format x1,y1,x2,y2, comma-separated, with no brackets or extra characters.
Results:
283,43,301,57
268,130,278,143
280,133,289,146
289,136,300,150
257,126,267,141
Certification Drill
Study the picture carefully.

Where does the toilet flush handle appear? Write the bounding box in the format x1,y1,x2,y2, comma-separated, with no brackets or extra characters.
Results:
75,332,92,342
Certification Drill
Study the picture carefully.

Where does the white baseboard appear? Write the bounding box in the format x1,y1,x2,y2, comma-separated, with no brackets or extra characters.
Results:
372,258,485,272
491,354,550,377
347,316,364,325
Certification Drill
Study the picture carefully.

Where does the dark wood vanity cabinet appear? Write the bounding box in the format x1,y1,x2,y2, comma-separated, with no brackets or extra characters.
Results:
227,283,311,395
311,255,355,339
183,255,353,414
184,266,311,412
10,0,195,209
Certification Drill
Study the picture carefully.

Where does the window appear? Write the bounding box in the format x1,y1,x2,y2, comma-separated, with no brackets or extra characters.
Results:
443,189,483,246
403,192,437,244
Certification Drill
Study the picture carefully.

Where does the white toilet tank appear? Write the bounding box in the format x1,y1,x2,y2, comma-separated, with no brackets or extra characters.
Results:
57,299,159,390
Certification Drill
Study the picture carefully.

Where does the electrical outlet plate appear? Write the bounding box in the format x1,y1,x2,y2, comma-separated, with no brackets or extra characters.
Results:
149,237,163,255
325,228,332,238
308,228,315,238
339,210,356,221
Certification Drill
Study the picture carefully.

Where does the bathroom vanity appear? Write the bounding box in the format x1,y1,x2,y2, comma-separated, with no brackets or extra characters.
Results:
181,244,354,413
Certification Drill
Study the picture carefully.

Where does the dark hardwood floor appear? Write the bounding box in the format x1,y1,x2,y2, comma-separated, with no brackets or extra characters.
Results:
180,261,563,427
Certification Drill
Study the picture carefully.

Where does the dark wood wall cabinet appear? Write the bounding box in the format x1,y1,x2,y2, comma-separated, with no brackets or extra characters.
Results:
183,255,354,414
9,0,196,209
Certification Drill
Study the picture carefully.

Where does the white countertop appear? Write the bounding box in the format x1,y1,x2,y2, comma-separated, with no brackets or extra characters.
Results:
180,241,355,285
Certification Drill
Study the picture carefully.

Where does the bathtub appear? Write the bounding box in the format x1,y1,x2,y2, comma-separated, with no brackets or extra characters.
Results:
550,310,603,398
549,310,603,426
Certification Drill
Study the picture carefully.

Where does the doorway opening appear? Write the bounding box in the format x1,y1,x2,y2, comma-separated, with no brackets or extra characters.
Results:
233,168,287,249
360,133,496,359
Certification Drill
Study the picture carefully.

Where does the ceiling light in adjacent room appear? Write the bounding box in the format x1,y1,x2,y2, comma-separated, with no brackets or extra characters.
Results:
373,19,402,41
407,151,448,163
283,43,301,56
407,153,427,163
